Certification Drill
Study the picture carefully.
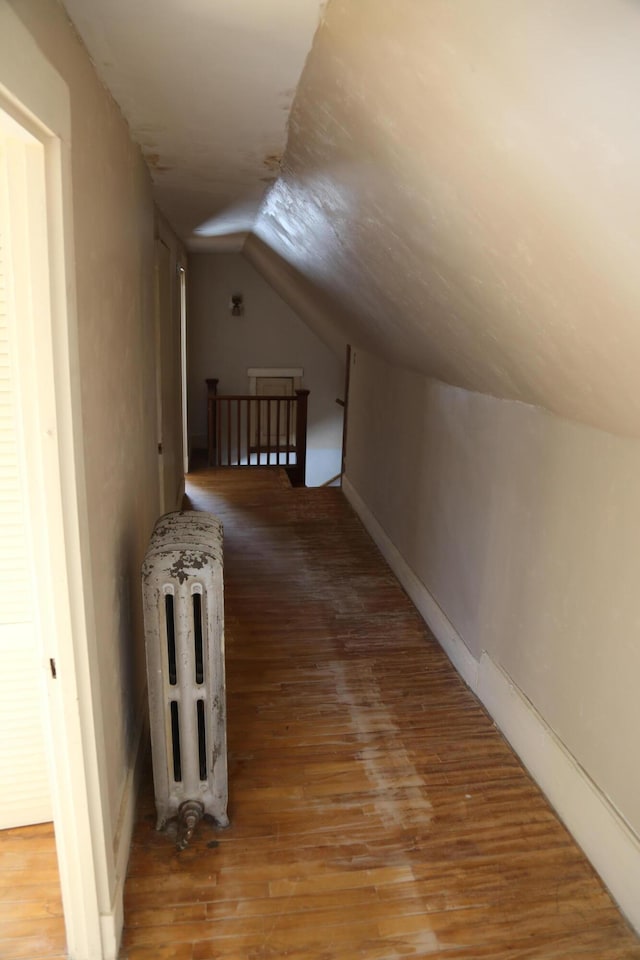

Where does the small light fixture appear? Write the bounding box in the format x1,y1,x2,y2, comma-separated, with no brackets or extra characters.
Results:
230,293,244,317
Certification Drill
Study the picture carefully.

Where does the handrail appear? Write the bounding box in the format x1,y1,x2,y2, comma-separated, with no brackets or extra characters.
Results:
206,382,310,486
209,393,295,401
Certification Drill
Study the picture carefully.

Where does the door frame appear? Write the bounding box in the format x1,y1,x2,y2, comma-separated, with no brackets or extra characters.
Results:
155,216,187,508
1,9,110,957
341,344,352,477
179,264,189,475
154,236,169,513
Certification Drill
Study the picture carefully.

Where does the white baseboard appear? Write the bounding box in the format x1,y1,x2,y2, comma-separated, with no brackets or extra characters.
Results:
100,696,148,959
342,477,478,687
477,656,640,934
342,474,640,935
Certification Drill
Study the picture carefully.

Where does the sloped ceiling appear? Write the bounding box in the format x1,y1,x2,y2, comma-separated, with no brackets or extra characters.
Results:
59,0,640,435
254,0,640,437
61,0,324,248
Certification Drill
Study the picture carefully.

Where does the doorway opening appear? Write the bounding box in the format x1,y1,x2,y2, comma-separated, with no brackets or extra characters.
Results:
0,73,108,958
0,108,53,832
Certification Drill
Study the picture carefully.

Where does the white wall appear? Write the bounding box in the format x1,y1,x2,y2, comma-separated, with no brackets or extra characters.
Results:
345,347,640,917
188,252,344,485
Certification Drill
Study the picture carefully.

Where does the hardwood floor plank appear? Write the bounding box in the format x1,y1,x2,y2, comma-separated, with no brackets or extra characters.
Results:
119,468,640,959
122,946,193,960
0,930,67,960
0,897,63,922
0,823,65,958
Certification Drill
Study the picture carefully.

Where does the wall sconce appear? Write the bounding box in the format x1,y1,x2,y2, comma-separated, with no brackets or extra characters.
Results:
230,293,244,317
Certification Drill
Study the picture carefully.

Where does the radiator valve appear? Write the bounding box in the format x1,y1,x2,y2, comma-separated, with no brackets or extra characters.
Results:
176,800,204,850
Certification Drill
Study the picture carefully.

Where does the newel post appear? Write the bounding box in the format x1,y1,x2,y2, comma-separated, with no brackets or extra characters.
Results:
294,389,310,486
206,378,219,466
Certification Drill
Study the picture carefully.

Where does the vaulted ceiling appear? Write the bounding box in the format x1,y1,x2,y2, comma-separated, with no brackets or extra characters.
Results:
63,0,640,437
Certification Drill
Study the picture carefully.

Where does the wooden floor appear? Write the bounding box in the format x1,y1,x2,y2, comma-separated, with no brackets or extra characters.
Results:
120,468,640,960
3,467,639,960
0,820,66,959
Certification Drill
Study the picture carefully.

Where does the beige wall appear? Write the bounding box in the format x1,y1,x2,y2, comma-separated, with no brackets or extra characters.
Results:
9,0,182,903
256,0,640,439
346,347,640,838
188,252,344,485
244,234,351,362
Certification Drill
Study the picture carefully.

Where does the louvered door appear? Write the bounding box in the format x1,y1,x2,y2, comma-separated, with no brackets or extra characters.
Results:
0,134,51,828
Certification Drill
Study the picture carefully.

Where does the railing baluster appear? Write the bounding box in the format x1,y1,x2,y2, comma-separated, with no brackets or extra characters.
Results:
256,397,261,466
276,399,281,466
236,398,241,466
267,398,272,465
294,389,310,486
246,398,251,467
211,397,215,466
226,398,231,466
286,398,291,466
216,399,221,467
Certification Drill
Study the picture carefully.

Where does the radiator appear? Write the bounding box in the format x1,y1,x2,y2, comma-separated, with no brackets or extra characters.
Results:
142,511,228,847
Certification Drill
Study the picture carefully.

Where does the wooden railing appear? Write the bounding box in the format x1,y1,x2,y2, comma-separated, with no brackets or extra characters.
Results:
206,379,310,487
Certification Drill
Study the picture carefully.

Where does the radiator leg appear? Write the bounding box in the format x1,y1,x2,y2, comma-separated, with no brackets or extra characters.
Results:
176,800,204,850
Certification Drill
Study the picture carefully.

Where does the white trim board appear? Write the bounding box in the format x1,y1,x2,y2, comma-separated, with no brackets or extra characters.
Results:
342,477,479,690
342,474,640,935
101,698,148,959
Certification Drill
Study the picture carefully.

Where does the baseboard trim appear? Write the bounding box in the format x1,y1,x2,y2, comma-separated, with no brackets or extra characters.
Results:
342,476,478,688
342,474,640,935
100,696,149,959
477,655,640,933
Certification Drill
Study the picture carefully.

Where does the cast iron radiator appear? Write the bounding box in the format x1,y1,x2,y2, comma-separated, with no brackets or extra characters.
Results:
142,511,228,847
